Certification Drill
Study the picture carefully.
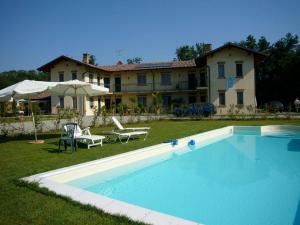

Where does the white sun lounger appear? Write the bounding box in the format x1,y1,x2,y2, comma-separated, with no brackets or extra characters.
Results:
112,130,148,143
112,116,150,131
64,124,105,149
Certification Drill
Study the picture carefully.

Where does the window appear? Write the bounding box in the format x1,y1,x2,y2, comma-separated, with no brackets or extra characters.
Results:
104,77,110,89
236,62,243,77
162,95,172,106
116,98,122,106
59,96,64,108
59,72,64,82
200,95,207,103
72,71,77,80
89,74,93,83
89,97,94,108
218,63,225,78
199,72,207,87
189,96,196,104
72,97,77,109
104,98,111,110
218,91,225,106
97,77,101,86
137,96,147,107
237,91,244,105
161,73,171,85
137,74,147,86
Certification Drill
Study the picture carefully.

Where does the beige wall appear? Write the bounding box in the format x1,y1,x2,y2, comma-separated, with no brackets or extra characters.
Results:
50,60,107,116
208,48,256,114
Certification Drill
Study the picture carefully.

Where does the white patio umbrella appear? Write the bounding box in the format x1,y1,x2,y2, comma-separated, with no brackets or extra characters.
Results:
0,80,57,143
48,79,109,119
0,80,56,101
49,79,108,96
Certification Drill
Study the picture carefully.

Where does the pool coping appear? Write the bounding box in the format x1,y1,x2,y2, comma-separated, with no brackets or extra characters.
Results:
22,125,300,225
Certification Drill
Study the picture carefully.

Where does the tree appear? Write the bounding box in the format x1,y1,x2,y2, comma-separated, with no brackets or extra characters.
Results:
245,35,257,49
127,57,142,64
257,36,270,52
0,70,50,89
176,43,209,61
195,43,208,57
152,92,162,114
175,45,197,61
237,35,256,49
256,33,300,106
89,55,97,65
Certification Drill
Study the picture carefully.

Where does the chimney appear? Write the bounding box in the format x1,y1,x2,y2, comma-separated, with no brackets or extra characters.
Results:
203,44,212,53
116,60,123,65
82,53,90,64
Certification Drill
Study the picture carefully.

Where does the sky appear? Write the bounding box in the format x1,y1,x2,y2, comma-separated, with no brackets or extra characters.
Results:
0,0,299,72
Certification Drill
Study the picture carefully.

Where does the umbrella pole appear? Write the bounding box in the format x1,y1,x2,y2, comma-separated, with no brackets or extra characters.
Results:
28,96,44,144
75,88,78,123
30,97,37,142
32,112,38,142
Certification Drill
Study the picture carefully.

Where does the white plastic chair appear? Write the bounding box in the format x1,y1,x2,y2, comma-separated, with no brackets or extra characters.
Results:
64,124,105,149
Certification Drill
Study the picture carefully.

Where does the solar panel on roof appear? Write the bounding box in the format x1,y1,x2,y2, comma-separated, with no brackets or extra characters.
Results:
136,62,173,69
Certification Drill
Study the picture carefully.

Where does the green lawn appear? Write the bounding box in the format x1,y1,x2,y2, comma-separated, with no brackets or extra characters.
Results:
1,119,300,225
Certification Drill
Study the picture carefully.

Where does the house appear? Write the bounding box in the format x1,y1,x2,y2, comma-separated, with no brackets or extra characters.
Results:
38,43,265,115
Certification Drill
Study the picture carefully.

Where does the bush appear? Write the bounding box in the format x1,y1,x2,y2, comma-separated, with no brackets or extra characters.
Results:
173,103,216,117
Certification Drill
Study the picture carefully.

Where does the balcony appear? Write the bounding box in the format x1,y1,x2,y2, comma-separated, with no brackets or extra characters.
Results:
92,80,207,93
116,81,202,93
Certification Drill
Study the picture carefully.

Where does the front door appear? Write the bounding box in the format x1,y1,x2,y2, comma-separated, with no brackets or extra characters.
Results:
115,77,121,92
188,74,197,90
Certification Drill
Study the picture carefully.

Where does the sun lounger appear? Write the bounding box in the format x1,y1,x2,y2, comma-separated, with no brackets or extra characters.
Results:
64,123,105,149
112,130,148,143
112,116,150,131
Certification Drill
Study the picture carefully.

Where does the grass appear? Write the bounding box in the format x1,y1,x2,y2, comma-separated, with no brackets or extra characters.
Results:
1,119,300,225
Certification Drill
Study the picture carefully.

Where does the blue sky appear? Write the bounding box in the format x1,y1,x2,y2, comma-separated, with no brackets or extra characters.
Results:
0,0,299,72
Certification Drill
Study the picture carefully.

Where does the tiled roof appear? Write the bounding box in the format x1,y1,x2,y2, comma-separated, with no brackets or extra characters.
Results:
37,43,266,73
98,60,196,72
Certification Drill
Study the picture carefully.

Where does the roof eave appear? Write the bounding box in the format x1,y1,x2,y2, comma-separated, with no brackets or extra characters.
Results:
37,55,109,73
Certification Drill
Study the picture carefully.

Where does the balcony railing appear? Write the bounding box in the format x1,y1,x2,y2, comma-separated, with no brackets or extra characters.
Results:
91,80,207,93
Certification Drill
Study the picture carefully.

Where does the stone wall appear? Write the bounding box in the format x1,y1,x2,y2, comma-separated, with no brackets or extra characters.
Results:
0,115,172,137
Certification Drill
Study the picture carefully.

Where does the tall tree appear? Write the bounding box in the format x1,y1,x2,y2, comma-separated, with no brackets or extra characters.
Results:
176,43,210,60
127,57,143,64
245,35,257,49
257,36,270,52
89,55,97,65
256,33,300,106
176,45,197,61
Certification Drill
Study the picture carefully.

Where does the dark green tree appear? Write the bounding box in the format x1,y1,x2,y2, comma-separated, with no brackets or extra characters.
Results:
176,45,197,61
89,55,97,65
256,33,300,106
127,57,143,64
245,35,257,49
238,35,257,49
176,43,210,60
257,36,270,52
0,70,50,89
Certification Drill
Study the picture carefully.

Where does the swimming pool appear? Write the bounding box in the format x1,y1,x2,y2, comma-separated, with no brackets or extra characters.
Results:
24,126,300,225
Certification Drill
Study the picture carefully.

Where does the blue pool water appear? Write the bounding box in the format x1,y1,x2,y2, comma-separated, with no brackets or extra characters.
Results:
68,130,300,225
